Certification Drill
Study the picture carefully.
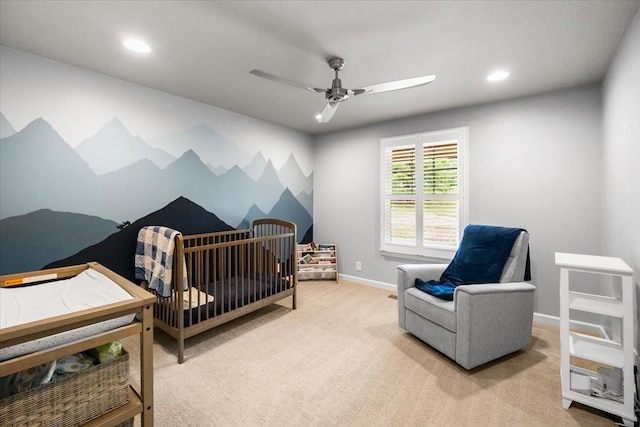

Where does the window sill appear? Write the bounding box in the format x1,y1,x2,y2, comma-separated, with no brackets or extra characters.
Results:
379,248,455,264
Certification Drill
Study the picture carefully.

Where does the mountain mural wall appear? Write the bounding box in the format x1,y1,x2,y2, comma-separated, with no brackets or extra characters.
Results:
0,114,313,276
0,47,314,277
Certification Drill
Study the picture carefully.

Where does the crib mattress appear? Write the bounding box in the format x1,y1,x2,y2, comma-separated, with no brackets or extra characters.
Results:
183,275,291,326
0,268,135,361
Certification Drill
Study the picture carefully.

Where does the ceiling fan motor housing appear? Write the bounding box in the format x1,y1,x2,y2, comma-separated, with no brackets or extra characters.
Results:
327,81,349,103
327,58,349,103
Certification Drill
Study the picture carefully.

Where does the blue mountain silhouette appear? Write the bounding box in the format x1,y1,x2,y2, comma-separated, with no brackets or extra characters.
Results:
267,188,312,234
236,187,312,242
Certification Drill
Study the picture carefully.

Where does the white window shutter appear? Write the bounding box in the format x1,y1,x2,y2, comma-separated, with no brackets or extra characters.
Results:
381,127,467,259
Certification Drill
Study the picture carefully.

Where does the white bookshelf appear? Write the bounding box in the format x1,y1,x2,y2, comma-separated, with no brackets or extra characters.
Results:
556,252,636,427
297,242,338,282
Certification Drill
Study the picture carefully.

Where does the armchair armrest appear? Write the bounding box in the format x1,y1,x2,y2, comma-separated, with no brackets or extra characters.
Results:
454,282,536,369
397,264,447,292
397,263,447,329
454,282,536,297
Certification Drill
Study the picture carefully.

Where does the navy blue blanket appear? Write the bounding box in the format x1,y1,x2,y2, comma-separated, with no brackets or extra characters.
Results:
415,225,529,301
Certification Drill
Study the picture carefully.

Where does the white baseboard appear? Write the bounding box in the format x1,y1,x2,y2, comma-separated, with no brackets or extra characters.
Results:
341,274,609,338
339,274,397,292
533,312,559,326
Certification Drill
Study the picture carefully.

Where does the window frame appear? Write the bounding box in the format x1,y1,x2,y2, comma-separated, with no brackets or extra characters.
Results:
380,127,468,261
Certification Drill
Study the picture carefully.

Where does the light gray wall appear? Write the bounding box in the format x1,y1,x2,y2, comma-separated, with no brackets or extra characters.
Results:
314,84,603,318
602,10,640,347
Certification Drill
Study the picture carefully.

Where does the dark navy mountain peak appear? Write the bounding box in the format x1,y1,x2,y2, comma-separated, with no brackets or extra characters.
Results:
0,209,117,275
46,197,234,282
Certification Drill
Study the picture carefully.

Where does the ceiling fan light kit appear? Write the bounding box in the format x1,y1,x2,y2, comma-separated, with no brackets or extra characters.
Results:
250,57,436,123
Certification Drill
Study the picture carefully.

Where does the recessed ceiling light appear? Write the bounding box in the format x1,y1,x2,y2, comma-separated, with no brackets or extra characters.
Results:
123,38,151,54
315,114,322,122
487,70,510,82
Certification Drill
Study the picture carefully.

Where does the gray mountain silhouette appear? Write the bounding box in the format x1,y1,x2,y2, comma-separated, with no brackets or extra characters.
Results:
208,163,227,175
0,118,97,219
96,158,174,222
75,116,175,174
254,160,285,212
278,153,312,196
0,112,16,138
236,204,267,230
244,151,267,180
296,190,313,216
94,150,220,223
208,165,256,224
0,209,118,275
150,123,251,170
164,149,218,211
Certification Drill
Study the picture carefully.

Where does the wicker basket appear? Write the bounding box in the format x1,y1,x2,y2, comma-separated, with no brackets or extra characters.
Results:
0,351,130,427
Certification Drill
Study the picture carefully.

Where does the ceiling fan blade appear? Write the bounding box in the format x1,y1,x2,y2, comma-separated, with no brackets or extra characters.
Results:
250,69,326,94
318,102,339,123
352,75,436,96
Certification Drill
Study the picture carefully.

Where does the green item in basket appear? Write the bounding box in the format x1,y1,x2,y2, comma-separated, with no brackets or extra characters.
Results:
84,341,124,364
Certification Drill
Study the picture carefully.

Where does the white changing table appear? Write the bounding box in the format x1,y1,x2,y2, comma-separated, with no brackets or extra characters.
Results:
0,262,155,426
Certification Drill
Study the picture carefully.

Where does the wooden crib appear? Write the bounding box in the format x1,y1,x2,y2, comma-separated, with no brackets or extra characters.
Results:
149,218,297,363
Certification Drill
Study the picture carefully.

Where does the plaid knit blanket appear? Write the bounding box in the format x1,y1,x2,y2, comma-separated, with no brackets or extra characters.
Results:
134,226,188,298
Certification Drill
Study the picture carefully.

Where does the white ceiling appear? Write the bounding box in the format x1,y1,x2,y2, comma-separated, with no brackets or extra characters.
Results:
1,0,638,135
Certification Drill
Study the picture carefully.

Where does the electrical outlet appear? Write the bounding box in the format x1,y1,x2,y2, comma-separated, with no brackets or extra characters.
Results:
356,261,362,271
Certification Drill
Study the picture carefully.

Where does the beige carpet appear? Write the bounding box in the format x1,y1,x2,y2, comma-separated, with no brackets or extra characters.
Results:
125,279,617,426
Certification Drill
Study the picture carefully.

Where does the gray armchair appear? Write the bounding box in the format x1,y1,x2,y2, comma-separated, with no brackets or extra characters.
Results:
397,229,535,370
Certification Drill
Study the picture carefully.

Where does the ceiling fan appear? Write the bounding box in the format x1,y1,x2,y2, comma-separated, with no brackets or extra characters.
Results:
250,57,436,123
